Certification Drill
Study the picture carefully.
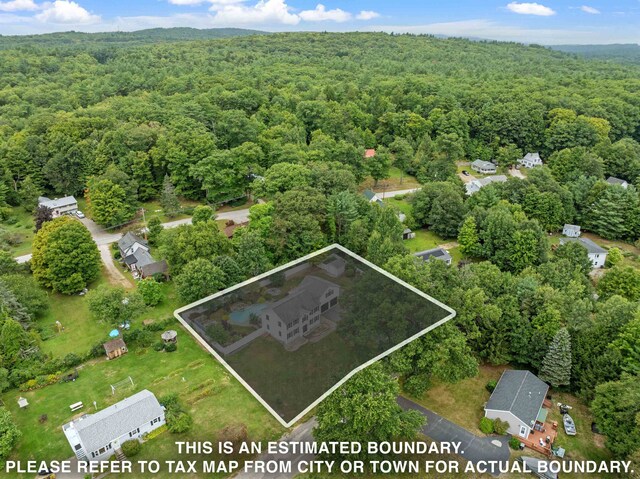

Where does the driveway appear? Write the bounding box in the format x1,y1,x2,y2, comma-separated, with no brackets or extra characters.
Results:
398,397,510,477
508,167,526,179
234,418,316,479
98,244,134,289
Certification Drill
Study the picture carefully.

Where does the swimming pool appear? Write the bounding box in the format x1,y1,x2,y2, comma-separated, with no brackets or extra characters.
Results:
229,304,268,326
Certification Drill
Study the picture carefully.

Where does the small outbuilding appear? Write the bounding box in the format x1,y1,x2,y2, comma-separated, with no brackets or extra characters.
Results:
103,338,128,360
161,330,178,344
562,224,581,238
17,397,29,409
402,228,416,240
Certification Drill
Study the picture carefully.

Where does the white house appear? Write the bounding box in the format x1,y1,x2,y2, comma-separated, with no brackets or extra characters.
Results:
63,390,165,462
466,175,508,195
559,237,608,268
260,276,339,344
562,224,581,238
606,177,629,189
484,370,550,439
414,247,452,265
471,159,497,175
519,152,543,169
38,196,78,217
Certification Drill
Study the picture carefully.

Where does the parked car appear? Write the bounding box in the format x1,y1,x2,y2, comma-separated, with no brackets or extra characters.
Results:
563,413,576,436
462,170,470,176
76,210,85,218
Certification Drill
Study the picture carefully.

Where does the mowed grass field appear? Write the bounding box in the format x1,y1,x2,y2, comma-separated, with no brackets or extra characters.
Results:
2,317,283,479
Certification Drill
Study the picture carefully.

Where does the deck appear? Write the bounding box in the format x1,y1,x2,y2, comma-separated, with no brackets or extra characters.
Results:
520,421,558,456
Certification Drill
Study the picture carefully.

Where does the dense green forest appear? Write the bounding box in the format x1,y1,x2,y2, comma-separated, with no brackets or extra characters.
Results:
551,43,640,65
1,31,640,469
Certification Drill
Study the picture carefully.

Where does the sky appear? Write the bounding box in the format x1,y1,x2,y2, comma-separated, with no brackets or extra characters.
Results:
0,0,639,44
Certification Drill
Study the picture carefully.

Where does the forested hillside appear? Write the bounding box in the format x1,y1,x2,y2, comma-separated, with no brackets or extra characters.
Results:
551,43,640,65
1,32,640,470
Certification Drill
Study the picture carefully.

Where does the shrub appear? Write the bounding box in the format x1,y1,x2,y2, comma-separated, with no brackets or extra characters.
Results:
153,341,165,352
121,439,142,457
479,417,495,434
485,379,497,393
167,411,193,433
403,373,431,398
493,418,510,435
137,278,163,306
509,436,522,450
165,342,177,353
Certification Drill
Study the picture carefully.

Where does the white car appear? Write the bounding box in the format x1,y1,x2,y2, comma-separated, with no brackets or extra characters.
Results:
75,210,85,219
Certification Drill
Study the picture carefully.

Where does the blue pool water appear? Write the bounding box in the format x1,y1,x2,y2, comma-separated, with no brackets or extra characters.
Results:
229,304,268,326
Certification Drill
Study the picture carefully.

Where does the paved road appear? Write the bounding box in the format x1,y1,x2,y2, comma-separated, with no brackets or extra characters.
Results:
235,418,317,479
376,188,420,199
398,397,510,477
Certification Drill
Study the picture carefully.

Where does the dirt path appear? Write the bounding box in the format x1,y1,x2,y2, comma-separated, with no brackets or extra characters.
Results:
98,244,134,289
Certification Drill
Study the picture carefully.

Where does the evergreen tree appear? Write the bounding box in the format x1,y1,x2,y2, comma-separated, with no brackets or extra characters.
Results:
161,175,181,218
539,327,572,388
458,216,482,257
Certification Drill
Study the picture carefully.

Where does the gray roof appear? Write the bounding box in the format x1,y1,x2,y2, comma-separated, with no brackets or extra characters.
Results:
606,176,628,186
413,247,452,263
269,275,339,326
485,370,549,427
71,390,163,453
563,224,581,232
38,196,77,209
559,237,607,255
363,189,383,204
118,232,148,253
522,152,542,162
471,159,497,170
140,260,169,277
131,248,155,268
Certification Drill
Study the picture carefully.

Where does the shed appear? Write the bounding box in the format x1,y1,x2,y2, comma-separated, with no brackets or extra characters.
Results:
161,330,178,344
103,338,128,360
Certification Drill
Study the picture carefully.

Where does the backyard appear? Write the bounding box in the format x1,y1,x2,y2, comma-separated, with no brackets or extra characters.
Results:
410,365,612,474
361,167,421,193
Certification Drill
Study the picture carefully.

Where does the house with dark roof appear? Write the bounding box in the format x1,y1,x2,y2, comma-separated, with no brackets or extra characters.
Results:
38,196,78,217
471,159,497,175
260,275,340,344
118,232,148,260
63,390,164,462
484,370,550,439
363,189,384,206
414,247,452,265
606,176,629,189
559,237,608,268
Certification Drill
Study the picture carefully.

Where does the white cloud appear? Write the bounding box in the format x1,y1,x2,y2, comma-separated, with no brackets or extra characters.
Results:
580,5,600,14
506,2,556,16
35,0,99,23
299,4,350,22
356,10,380,20
208,0,299,26
0,0,38,12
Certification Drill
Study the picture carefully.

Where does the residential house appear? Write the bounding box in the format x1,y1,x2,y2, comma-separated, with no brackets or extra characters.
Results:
519,152,543,169
562,224,581,238
63,390,165,462
260,276,340,344
471,160,497,175
318,254,346,278
484,370,550,439
414,247,452,265
364,148,376,159
38,196,78,217
363,189,384,206
465,175,508,196
606,177,629,189
118,232,149,260
559,237,608,268
103,338,128,360
118,232,168,279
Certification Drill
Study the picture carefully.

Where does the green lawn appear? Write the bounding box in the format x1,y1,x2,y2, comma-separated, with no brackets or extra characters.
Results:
2,323,283,478
404,229,448,253
1,208,36,256
361,167,421,192
410,364,612,477
384,197,413,216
